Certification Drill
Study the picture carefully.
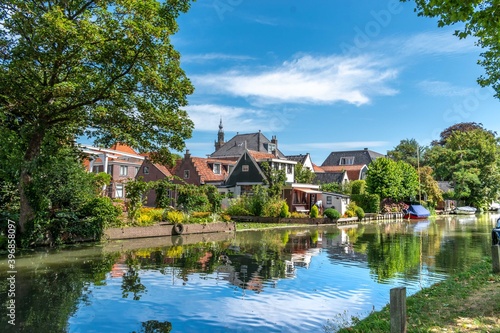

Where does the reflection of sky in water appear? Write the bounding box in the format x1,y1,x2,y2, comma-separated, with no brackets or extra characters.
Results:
68,248,445,333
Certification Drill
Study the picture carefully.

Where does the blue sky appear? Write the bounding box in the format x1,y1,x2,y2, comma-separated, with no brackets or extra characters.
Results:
171,0,500,165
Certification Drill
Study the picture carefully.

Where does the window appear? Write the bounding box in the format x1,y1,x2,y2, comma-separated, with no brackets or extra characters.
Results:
184,170,190,179
326,196,332,205
287,164,292,174
135,167,139,176
143,166,149,174
115,184,123,198
213,163,221,174
228,165,234,174
242,165,249,172
120,165,128,176
107,165,113,174
92,166,99,173
340,157,355,165
274,163,280,170
267,143,276,153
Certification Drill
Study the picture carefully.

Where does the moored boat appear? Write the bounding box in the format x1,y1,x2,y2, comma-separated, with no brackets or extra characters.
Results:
452,206,477,215
403,204,430,219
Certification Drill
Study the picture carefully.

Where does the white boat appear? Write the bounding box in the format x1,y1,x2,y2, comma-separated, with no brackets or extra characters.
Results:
452,206,477,215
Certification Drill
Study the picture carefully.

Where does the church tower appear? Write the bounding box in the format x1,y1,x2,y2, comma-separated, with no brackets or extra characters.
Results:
214,117,225,151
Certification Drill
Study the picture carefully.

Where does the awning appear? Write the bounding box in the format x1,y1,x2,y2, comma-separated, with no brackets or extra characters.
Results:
295,189,322,194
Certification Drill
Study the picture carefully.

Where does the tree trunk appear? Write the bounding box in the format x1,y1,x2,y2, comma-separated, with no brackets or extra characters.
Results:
18,131,44,234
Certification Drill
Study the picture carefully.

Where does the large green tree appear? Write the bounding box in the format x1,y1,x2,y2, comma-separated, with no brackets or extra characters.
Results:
0,0,194,233
366,157,419,202
425,127,500,207
402,1,500,98
387,138,425,168
294,162,315,184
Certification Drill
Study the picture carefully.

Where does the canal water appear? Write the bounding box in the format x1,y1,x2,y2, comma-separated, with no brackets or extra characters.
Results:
1,213,498,333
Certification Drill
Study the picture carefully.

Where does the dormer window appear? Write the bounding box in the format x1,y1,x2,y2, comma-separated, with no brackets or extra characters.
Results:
266,143,276,153
213,163,221,174
340,157,355,165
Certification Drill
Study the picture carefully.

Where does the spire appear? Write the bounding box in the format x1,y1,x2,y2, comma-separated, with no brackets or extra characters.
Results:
214,116,225,151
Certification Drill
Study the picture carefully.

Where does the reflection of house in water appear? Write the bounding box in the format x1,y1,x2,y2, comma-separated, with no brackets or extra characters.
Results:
216,258,264,293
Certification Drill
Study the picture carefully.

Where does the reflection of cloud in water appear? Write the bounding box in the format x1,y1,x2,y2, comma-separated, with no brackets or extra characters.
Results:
412,220,430,233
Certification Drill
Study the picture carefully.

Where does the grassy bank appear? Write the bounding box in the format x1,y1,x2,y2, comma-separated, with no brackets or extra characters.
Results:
330,258,500,332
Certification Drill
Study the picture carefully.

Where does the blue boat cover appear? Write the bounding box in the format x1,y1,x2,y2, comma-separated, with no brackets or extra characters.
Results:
407,204,430,218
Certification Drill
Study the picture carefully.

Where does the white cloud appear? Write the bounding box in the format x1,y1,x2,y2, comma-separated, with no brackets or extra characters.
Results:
397,30,477,57
417,80,475,97
186,104,289,132
182,53,255,63
192,54,399,106
280,141,390,152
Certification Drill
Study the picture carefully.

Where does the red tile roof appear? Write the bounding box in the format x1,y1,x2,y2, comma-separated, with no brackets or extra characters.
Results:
248,150,277,160
312,163,324,173
153,163,172,177
110,143,138,155
191,157,230,183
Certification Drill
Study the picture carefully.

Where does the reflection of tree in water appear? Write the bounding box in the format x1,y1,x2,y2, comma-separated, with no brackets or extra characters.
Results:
131,320,172,333
122,255,146,300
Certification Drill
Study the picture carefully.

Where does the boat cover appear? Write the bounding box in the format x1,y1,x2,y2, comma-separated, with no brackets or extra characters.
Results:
406,204,430,218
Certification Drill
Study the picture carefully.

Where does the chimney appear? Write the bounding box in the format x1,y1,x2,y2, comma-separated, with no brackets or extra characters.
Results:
185,149,191,158
271,135,278,157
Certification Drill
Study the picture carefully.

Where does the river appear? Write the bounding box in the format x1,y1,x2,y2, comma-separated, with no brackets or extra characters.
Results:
1,213,498,333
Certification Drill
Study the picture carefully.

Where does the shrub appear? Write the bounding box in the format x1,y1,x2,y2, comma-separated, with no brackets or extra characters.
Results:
280,202,290,218
191,212,211,218
135,207,164,226
351,193,380,213
263,198,287,218
355,207,365,221
290,212,308,218
165,210,184,224
310,205,319,218
225,198,252,216
324,208,341,220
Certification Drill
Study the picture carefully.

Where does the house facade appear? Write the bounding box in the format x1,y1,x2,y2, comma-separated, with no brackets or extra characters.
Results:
136,158,173,207
82,143,145,199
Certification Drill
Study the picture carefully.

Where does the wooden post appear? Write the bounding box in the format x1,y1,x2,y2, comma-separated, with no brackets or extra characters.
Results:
493,245,500,273
390,287,407,333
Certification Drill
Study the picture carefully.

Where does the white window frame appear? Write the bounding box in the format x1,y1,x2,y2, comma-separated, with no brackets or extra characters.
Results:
340,157,355,165
143,166,149,174
184,170,190,179
115,184,124,198
213,163,221,174
120,165,128,176
242,165,249,172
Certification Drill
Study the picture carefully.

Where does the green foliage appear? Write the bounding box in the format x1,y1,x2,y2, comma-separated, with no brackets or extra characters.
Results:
92,172,112,196
321,181,350,195
249,185,269,216
260,162,286,198
294,162,316,183
78,197,121,237
324,208,341,220
280,202,290,218
165,210,184,224
135,208,164,226
154,179,176,208
310,205,319,218
354,207,365,221
366,158,418,202
1,0,195,232
177,184,210,213
350,193,380,213
418,166,443,207
425,126,500,208
225,197,252,216
262,198,287,218
290,212,308,218
350,180,366,195
387,138,425,168
125,178,153,221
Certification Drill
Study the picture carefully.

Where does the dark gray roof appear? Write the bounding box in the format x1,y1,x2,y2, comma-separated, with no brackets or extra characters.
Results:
209,132,285,159
314,172,346,184
286,154,309,164
321,149,384,166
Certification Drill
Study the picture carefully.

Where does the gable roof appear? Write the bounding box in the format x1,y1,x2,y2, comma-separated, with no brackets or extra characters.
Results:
320,165,366,181
153,163,172,177
224,150,267,187
109,143,139,155
209,131,285,159
314,171,347,184
190,157,235,184
321,149,384,167
286,154,308,164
